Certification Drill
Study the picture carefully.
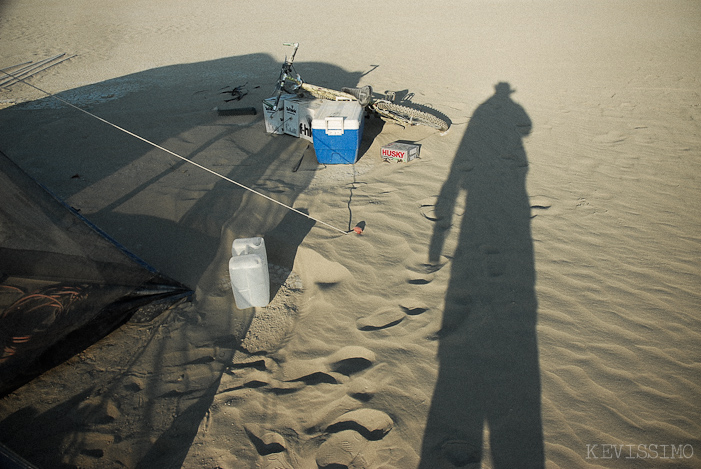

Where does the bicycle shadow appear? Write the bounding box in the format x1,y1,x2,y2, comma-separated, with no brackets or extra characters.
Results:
420,83,544,468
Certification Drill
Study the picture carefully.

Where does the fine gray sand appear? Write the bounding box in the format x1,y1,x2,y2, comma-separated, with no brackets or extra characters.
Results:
1,1,700,468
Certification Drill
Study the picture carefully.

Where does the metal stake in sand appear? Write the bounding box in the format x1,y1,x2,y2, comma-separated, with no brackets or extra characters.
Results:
0,68,349,235
0,54,76,88
0,61,33,74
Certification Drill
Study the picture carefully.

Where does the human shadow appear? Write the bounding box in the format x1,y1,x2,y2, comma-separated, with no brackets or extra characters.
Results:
420,83,544,468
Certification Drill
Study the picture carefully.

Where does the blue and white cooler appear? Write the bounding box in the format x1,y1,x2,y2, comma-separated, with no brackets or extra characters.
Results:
312,101,364,164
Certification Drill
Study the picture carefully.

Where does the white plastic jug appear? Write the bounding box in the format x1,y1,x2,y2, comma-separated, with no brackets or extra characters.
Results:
229,237,270,309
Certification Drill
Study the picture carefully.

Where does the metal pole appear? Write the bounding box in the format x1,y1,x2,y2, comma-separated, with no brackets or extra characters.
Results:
0,54,70,88
0,61,32,73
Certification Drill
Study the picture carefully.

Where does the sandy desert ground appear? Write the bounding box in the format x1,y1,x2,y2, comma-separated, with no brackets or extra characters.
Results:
1,1,700,468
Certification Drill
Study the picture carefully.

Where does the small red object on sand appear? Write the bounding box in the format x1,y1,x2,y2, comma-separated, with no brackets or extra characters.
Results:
353,221,366,234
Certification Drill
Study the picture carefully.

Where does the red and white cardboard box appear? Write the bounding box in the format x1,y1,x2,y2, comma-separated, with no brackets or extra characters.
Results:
381,142,420,162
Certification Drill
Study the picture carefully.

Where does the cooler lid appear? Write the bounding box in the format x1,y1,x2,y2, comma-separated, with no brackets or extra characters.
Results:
312,100,364,133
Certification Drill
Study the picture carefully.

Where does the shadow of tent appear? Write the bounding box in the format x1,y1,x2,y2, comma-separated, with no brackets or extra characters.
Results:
0,53,365,468
0,52,365,287
0,149,192,398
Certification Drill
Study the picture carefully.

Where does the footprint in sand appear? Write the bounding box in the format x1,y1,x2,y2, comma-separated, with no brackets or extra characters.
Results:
530,195,552,210
399,298,429,316
304,395,364,434
405,258,439,284
260,453,294,469
244,424,287,455
325,408,394,441
316,430,370,469
357,299,430,331
278,346,376,384
301,378,382,434
218,373,305,399
530,195,563,218
347,377,377,402
327,346,377,376
315,409,394,468
356,306,406,331
229,354,273,371
233,370,272,389
419,196,465,223
530,195,553,218
245,424,294,468
406,270,434,285
419,197,443,222
216,356,305,401
295,247,352,287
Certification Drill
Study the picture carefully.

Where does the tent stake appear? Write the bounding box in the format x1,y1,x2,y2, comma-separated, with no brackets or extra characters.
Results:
0,54,74,88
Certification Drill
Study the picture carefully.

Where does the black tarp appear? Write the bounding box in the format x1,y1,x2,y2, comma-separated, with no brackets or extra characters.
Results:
0,150,192,397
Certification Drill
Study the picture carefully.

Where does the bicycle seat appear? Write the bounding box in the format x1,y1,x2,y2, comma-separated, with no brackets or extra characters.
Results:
341,85,373,107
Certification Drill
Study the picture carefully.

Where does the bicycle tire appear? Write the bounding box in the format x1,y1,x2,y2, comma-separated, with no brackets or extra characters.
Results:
373,101,449,132
301,83,356,102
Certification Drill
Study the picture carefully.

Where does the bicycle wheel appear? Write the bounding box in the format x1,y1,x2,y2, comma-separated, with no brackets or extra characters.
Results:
301,83,356,102
373,101,449,132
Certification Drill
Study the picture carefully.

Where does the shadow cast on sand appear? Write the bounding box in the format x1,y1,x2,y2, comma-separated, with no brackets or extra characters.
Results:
0,53,363,468
420,83,545,468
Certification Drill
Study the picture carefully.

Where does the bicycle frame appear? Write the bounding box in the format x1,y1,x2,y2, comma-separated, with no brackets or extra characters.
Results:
271,43,357,110
271,43,302,111
268,43,449,132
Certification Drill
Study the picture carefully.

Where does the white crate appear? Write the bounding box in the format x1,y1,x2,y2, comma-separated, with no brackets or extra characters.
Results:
283,97,323,142
262,94,295,134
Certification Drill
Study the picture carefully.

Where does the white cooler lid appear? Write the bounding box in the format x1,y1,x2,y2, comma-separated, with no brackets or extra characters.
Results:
312,100,364,133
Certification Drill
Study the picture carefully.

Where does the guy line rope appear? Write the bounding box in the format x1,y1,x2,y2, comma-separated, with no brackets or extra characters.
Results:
0,68,349,235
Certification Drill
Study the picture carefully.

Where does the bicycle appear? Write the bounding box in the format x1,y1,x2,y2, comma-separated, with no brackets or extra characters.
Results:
268,43,450,132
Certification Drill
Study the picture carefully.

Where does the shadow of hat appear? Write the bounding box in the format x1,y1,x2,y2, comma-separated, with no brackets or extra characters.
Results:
494,82,516,95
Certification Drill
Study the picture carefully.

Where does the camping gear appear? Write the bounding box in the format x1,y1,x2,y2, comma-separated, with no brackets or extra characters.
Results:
229,237,270,309
283,97,322,142
0,54,76,89
270,42,450,132
216,106,257,116
312,100,364,164
0,150,191,397
263,94,296,134
0,442,37,469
